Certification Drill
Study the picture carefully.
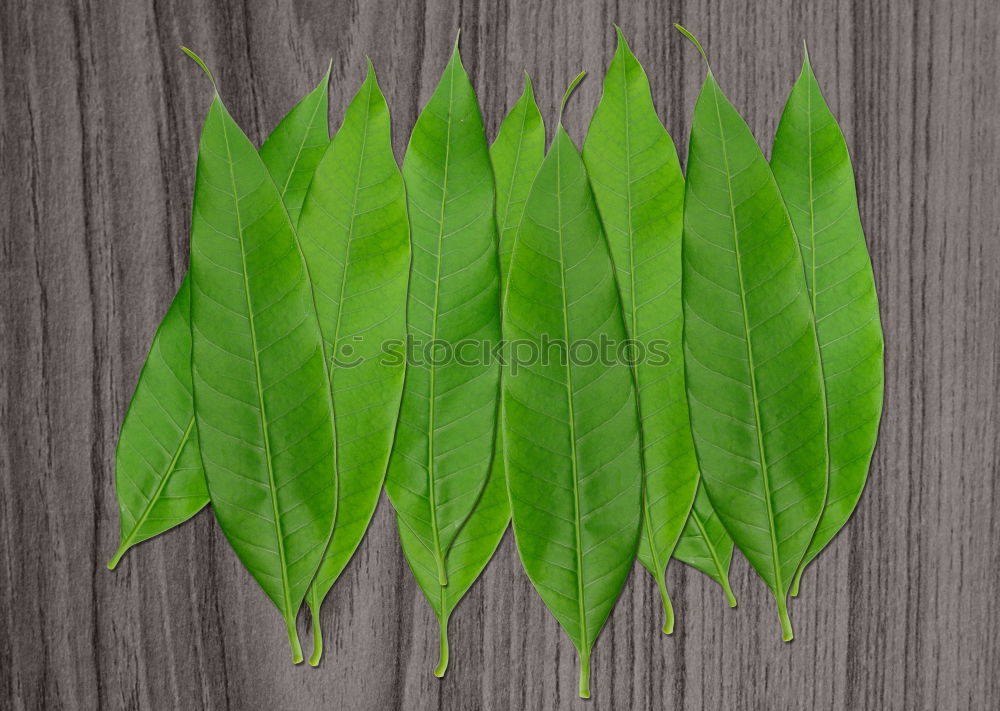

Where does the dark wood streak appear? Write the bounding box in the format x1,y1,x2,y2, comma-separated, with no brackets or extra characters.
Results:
1,0,998,708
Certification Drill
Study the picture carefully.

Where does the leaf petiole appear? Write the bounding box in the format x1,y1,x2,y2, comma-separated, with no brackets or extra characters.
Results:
286,614,304,664
434,613,451,677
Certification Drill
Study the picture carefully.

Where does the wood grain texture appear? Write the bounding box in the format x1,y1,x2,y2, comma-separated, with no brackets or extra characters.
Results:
1,0,998,708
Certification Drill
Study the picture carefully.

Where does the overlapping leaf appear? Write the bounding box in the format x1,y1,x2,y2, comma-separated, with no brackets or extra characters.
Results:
582,28,699,634
492,74,546,283
386,46,500,590
676,27,827,640
770,53,884,596
490,75,545,515
504,112,643,697
673,484,737,606
393,75,543,678
107,279,207,569
396,439,509,677
296,63,410,664
108,73,330,570
491,75,545,502
186,52,337,663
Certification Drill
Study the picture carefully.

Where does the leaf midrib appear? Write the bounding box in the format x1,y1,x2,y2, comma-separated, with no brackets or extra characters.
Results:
807,78,818,318
616,53,671,586
221,113,296,619
279,90,326,202
119,416,195,550
498,94,532,265
689,506,728,584
307,79,377,609
800,73,833,570
425,62,457,579
500,96,543,312
709,82,784,596
553,133,589,651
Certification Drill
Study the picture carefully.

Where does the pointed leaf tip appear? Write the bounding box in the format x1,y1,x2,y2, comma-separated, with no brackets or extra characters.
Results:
522,71,534,94
674,25,710,68
447,33,465,72
614,25,630,51
181,47,218,91
559,71,587,122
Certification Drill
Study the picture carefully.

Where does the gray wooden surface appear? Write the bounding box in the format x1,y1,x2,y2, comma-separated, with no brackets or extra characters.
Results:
2,0,998,708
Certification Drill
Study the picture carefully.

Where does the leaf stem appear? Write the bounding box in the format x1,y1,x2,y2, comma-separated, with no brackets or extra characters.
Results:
181,47,218,92
559,71,587,122
790,565,804,598
434,613,450,677
673,25,710,68
722,575,738,608
775,593,794,642
286,614,304,664
307,595,323,666
107,416,197,571
578,651,591,699
689,507,738,608
107,544,127,571
655,573,675,635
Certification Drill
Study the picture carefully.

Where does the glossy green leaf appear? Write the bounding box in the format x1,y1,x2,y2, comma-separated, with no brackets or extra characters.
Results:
770,52,884,596
673,483,737,606
676,27,827,641
107,72,330,570
107,279,207,569
186,52,337,664
386,45,500,591
582,27,699,635
296,62,410,664
504,119,643,698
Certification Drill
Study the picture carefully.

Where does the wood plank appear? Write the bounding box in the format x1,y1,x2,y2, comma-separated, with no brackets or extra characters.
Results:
0,0,997,708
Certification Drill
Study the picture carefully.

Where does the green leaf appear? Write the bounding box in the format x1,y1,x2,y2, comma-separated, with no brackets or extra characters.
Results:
770,52,884,596
504,124,643,699
296,61,410,665
582,27,699,635
187,60,337,663
392,74,544,679
258,66,332,224
107,70,331,570
392,74,543,679
676,27,828,641
107,279,207,569
396,438,509,677
673,483,737,606
492,74,546,283
386,46,501,590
